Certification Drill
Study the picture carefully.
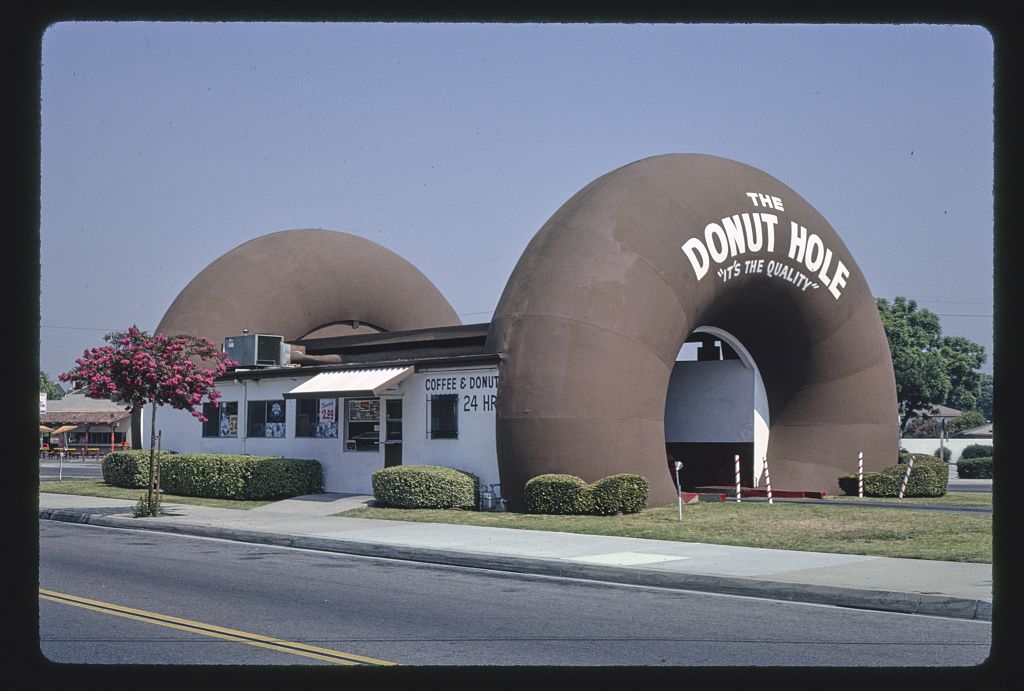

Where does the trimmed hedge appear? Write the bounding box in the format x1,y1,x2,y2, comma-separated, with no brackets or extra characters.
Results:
960,444,993,460
101,450,323,500
102,450,175,489
590,474,650,516
372,465,479,509
524,473,649,515
957,457,993,479
524,474,595,515
838,453,948,497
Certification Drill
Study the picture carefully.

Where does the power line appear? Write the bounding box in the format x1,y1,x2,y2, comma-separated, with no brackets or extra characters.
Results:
40,325,121,332
875,296,991,306
40,325,156,332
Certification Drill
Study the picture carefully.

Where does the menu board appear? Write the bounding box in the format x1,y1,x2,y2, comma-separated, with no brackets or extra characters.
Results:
348,399,380,422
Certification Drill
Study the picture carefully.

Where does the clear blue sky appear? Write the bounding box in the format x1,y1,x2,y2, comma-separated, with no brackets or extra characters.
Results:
39,22,994,380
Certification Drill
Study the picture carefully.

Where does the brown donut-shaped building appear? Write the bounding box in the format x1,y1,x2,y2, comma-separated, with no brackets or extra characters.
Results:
156,228,461,347
487,154,898,510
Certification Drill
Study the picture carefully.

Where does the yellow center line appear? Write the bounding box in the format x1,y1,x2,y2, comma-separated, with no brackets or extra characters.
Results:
39,588,397,666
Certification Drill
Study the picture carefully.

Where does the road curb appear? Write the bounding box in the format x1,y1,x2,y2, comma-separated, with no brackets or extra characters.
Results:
39,509,992,622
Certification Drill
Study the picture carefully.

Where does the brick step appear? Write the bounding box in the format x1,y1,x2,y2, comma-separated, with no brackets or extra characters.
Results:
679,492,727,504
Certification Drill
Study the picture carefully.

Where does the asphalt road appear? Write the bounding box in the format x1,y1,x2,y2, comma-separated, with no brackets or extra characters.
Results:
39,459,104,482
38,521,992,667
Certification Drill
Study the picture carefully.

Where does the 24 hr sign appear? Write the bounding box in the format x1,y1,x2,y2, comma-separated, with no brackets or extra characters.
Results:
424,372,498,413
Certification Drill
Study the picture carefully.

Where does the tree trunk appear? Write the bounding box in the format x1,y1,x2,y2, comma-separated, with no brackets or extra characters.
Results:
131,408,143,449
147,402,157,516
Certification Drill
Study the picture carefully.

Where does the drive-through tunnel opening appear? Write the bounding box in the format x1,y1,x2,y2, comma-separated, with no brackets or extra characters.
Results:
665,326,769,492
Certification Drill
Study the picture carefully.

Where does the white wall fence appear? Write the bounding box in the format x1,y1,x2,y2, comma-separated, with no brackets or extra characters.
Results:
899,437,993,463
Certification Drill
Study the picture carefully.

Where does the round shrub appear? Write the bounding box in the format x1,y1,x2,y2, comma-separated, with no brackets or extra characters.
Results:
960,444,993,460
933,446,952,462
589,474,649,515
372,465,479,509
863,462,946,497
957,457,992,479
898,452,949,494
524,474,594,515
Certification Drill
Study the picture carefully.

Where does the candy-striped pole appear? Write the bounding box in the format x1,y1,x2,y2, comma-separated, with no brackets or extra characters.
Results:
763,456,773,504
858,451,864,498
898,455,914,501
735,454,742,503
674,461,683,522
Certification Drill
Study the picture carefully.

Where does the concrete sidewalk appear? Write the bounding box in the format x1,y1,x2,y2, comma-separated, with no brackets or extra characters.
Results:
38,492,992,622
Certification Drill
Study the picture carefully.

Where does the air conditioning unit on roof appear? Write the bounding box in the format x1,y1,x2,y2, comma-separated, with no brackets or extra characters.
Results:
223,334,286,368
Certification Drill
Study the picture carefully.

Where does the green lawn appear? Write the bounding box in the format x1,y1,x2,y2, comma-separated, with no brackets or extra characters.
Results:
39,479,274,510
340,499,992,563
40,480,992,563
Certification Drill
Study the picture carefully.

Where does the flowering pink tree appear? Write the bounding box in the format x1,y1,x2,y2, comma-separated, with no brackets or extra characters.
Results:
60,326,233,516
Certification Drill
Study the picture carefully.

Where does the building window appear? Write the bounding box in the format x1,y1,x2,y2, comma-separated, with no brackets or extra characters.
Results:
87,431,126,445
296,398,338,438
202,401,239,438
248,400,286,438
345,398,380,451
428,394,458,439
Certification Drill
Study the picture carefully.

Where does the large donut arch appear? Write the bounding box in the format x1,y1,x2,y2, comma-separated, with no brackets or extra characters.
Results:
487,154,899,510
156,228,461,346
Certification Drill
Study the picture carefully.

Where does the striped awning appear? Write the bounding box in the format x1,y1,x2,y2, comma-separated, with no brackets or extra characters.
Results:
283,366,414,399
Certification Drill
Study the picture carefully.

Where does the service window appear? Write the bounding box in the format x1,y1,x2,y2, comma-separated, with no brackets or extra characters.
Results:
296,398,339,438
345,398,380,451
248,400,286,438
202,401,239,438
427,393,459,439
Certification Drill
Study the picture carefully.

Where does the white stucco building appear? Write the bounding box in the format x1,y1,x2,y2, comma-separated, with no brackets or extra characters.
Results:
159,324,502,495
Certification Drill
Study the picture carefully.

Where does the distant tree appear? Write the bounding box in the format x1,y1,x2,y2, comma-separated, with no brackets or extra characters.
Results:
940,336,986,412
948,410,988,436
904,416,943,439
876,297,987,434
877,297,950,433
60,326,232,516
976,373,993,421
39,371,63,400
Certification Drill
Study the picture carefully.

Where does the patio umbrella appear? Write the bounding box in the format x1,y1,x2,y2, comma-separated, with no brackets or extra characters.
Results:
39,426,54,458
50,425,78,483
